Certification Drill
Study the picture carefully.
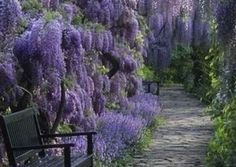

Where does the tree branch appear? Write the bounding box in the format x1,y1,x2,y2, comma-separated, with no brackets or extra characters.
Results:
99,52,120,79
50,80,66,134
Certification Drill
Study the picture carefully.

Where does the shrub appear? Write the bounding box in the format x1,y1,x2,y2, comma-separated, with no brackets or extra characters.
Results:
95,112,144,163
137,65,159,82
206,98,236,167
22,0,42,11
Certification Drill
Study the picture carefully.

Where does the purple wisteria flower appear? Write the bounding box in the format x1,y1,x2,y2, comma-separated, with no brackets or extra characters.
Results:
216,0,236,44
64,89,84,123
3,0,166,165
81,30,93,51
0,57,18,109
0,0,22,36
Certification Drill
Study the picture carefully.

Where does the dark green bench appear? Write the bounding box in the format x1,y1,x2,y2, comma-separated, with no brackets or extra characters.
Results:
0,108,96,167
143,81,160,95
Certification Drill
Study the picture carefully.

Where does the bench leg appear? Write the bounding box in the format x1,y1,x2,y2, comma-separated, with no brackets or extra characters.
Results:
64,146,71,167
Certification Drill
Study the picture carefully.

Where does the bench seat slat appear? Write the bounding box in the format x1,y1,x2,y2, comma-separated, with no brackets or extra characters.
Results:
25,155,92,167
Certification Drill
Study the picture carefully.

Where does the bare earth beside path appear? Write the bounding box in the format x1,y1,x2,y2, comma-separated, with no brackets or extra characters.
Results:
131,85,213,167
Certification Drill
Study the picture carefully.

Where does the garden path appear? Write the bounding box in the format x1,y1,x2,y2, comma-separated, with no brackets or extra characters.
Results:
131,85,213,167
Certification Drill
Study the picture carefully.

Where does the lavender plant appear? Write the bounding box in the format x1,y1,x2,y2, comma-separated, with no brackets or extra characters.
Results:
95,112,144,162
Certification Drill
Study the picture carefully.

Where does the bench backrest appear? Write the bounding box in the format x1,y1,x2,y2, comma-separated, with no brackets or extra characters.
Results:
142,81,160,95
0,108,44,166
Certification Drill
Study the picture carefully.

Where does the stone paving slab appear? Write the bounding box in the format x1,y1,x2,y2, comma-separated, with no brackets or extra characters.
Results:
131,86,213,167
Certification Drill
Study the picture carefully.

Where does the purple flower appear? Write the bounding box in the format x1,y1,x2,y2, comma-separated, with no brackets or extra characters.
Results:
129,93,161,126
125,17,139,42
121,56,137,73
94,32,104,51
39,20,65,79
110,75,121,95
13,32,31,65
127,75,142,97
102,32,109,52
62,27,82,49
85,76,95,96
50,0,59,10
92,73,104,92
102,75,110,93
95,112,144,162
216,0,236,44
64,90,84,123
85,0,101,23
0,0,22,36
107,31,114,50
137,0,150,15
62,3,76,23
80,114,96,131
28,19,45,60
81,30,93,51
0,58,17,108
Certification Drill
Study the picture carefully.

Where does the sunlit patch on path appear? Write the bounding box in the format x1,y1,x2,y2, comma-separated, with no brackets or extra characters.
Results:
131,85,213,167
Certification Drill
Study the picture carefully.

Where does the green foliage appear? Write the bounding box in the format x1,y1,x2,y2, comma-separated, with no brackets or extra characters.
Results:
63,76,76,89
105,102,120,110
1,107,12,115
135,16,148,48
134,31,144,47
72,11,85,26
43,10,60,23
130,48,144,64
22,0,42,12
89,23,106,32
190,19,222,103
203,45,222,103
161,45,194,87
149,116,165,131
135,116,165,152
57,123,73,133
96,65,109,75
72,11,106,32
137,65,159,82
165,20,222,104
206,98,236,167
95,151,133,167
206,45,236,167
204,20,236,167
16,19,28,34
171,45,193,82
137,15,149,35
158,18,236,166
160,68,176,84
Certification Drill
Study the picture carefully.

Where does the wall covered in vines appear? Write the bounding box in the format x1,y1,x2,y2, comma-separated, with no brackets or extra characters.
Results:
0,0,163,165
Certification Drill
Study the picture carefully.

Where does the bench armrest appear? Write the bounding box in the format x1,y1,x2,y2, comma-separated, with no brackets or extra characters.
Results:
40,132,96,155
12,143,75,151
142,80,160,95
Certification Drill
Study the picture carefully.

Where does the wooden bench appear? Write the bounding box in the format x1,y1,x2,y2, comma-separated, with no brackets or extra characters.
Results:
142,81,160,95
0,108,96,167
